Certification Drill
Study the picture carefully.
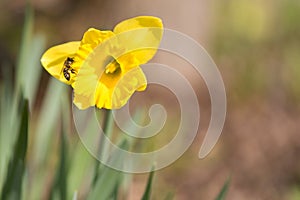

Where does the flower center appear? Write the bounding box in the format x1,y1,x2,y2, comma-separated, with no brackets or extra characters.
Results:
105,56,121,74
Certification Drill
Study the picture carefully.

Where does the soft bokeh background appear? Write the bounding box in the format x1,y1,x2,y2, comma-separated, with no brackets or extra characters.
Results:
1,0,300,199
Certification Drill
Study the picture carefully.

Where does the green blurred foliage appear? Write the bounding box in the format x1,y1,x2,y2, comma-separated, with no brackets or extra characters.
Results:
212,0,300,106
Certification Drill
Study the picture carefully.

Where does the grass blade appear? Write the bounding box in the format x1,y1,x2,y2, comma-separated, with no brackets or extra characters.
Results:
1,97,29,199
141,169,155,200
215,177,231,200
16,2,45,108
88,139,129,200
57,124,68,200
50,121,68,200
92,109,113,186
88,166,121,200
34,79,67,163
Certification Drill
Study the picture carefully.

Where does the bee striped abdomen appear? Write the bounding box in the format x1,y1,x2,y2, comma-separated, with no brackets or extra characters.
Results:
62,57,75,81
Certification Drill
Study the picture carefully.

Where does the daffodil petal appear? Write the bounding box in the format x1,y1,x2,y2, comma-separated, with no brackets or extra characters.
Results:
136,81,147,91
40,41,80,84
112,16,164,68
72,61,100,109
77,29,115,61
73,92,94,110
80,28,114,46
113,16,163,34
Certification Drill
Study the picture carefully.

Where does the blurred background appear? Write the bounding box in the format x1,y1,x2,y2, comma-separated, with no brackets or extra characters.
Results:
1,0,300,199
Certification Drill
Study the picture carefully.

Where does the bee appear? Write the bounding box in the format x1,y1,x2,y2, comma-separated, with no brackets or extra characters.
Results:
62,57,76,81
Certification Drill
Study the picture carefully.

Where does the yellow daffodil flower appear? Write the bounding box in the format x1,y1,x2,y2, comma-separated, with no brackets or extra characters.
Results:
41,16,163,109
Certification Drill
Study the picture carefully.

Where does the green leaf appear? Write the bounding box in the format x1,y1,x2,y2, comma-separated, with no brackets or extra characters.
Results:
57,125,68,200
16,1,45,106
215,177,231,200
66,141,94,199
88,139,129,200
33,79,67,163
50,122,68,200
1,97,29,200
88,166,121,200
141,169,155,200
92,109,114,186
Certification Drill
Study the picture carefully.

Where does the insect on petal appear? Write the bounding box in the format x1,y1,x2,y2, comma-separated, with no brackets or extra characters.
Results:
41,41,80,85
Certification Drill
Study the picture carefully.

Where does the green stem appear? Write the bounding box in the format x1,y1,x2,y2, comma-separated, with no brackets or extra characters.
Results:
92,109,113,186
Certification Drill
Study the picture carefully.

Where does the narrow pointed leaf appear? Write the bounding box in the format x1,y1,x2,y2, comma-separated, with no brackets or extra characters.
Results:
215,177,231,200
1,97,29,199
141,169,155,200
